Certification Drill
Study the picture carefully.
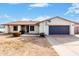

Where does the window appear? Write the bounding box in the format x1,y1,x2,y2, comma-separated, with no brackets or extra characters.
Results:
13,26,18,31
30,26,34,31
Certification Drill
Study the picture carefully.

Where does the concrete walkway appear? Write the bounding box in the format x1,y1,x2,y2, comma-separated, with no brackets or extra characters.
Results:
21,34,39,36
46,35,79,56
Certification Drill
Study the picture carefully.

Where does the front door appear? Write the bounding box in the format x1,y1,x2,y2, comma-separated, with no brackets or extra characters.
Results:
21,25,25,34
26,25,29,33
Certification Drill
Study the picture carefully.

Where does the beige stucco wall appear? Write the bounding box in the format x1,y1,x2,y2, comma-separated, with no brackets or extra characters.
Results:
4,25,14,33
39,22,44,33
4,26,9,33
39,18,75,35
4,25,20,33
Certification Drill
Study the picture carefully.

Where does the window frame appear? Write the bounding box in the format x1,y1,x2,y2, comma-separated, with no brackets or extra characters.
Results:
30,26,34,31
13,26,18,31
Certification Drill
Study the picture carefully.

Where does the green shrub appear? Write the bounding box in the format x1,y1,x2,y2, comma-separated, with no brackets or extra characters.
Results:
12,32,21,37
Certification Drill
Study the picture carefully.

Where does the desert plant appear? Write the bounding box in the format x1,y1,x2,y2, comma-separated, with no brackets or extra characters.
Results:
39,33,45,37
20,30,25,34
12,32,21,37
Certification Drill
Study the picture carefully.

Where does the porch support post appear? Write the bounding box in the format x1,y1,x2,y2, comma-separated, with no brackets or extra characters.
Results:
18,25,21,32
25,25,27,33
8,25,10,33
29,25,30,33
9,25,13,33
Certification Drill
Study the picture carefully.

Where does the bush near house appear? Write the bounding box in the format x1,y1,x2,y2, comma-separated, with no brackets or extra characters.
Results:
12,32,21,37
20,30,25,34
39,33,45,37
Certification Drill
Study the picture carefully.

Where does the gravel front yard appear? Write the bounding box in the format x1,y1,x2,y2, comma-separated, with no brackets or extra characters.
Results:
0,34,58,56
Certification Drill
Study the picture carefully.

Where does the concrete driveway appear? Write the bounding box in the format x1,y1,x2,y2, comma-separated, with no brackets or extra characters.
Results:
46,35,79,56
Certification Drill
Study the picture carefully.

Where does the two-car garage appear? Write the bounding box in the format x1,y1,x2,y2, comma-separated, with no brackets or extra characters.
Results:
49,26,70,35
39,17,75,35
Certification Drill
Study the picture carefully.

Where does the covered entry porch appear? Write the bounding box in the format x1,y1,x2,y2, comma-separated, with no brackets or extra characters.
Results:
4,21,39,34
20,25,31,34
4,24,39,34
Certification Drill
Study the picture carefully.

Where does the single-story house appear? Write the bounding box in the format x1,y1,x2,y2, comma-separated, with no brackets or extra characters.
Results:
2,16,78,35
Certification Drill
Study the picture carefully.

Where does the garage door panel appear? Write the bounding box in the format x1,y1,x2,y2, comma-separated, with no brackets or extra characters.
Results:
49,26,69,35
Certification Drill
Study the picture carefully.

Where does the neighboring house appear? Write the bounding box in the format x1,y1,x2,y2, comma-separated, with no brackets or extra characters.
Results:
74,24,79,34
2,16,78,35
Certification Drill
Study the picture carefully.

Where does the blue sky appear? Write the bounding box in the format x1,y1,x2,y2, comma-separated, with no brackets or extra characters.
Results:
0,3,79,24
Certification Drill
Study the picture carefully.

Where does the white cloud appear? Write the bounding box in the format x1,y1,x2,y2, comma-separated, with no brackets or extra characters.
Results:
0,16,2,18
4,14,11,18
71,14,74,17
29,3,49,7
20,18,32,21
34,16,51,21
8,3,19,5
64,3,79,15
0,14,11,18
20,16,51,21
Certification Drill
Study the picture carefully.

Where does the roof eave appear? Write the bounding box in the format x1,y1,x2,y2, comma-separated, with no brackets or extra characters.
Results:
38,16,78,24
